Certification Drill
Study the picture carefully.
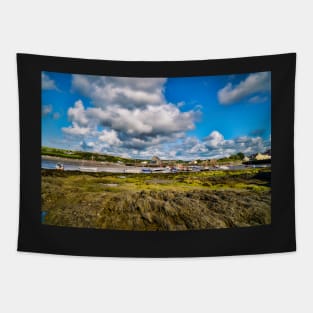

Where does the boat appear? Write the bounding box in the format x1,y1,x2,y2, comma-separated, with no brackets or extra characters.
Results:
151,168,164,172
55,163,64,171
78,166,98,172
141,168,152,173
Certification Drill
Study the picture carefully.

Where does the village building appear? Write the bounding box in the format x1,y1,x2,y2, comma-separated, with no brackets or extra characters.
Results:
254,153,271,161
176,163,188,171
150,156,162,166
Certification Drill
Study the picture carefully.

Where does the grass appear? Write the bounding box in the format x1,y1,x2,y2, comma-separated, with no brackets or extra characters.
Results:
41,168,271,230
42,146,144,164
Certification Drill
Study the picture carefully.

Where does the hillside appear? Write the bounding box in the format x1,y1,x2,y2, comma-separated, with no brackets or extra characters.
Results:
41,146,142,164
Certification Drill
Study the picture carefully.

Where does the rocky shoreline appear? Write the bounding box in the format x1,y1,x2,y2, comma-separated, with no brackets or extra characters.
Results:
41,168,271,231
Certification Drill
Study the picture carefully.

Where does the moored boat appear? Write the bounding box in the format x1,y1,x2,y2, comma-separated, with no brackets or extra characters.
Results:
78,167,98,172
56,163,64,171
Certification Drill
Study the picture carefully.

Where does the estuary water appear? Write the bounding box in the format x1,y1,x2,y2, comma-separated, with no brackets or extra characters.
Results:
42,158,270,173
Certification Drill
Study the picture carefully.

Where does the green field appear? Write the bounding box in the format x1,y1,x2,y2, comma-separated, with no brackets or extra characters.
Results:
42,146,261,166
41,168,271,231
41,146,139,164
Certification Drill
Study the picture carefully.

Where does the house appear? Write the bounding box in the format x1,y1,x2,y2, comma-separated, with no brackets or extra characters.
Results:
176,163,188,171
254,153,271,161
150,156,162,166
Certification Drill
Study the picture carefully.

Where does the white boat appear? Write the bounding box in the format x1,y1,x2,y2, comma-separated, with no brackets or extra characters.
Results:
78,166,98,172
55,163,64,170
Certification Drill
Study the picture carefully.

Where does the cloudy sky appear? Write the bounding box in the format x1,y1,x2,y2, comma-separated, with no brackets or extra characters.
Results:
42,71,271,160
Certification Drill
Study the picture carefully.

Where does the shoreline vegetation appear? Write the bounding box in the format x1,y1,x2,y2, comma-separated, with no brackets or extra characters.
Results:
41,168,271,231
42,146,271,167
42,155,126,168
42,146,143,166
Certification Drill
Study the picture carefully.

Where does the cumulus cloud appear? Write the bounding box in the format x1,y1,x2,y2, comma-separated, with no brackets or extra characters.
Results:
62,125,90,136
80,141,95,151
218,72,270,104
42,104,53,116
99,129,121,146
72,75,167,109
67,100,90,127
204,130,224,148
66,75,201,154
42,72,58,90
62,98,200,156
91,104,199,136
63,99,195,136
172,130,270,160
248,95,268,104
59,74,270,160
63,73,201,154
42,103,61,121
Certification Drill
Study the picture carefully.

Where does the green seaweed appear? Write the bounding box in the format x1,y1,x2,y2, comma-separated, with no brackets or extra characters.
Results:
41,168,271,230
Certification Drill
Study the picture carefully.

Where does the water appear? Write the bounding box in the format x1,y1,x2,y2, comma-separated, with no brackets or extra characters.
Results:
42,159,270,173
41,159,143,173
42,159,80,171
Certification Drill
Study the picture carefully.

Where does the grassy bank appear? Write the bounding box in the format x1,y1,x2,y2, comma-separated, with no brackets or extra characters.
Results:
42,146,143,164
41,168,271,230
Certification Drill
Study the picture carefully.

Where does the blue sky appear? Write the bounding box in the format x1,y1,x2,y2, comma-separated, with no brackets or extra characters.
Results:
42,71,271,160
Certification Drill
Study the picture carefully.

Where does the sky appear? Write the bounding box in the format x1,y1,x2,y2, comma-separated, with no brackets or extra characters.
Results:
42,70,271,160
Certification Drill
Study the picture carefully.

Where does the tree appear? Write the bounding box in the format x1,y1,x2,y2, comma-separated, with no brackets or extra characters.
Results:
236,152,244,160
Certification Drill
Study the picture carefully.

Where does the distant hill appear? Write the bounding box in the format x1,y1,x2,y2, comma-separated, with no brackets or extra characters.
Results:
42,146,271,165
41,146,145,164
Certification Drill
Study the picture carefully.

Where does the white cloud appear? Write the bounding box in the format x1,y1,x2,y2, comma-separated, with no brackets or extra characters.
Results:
248,95,268,103
94,104,198,136
204,130,224,148
218,72,270,104
62,123,90,136
42,73,58,90
99,129,121,146
80,141,95,150
62,101,93,137
72,75,167,109
59,74,270,159
42,104,52,116
67,75,200,151
68,100,90,127
62,99,200,153
173,130,270,160
42,104,61,120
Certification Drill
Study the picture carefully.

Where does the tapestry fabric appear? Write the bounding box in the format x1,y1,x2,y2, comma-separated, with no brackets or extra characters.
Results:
17,53,296,257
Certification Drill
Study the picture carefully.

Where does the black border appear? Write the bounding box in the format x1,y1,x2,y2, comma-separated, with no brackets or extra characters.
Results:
17,53,296,257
